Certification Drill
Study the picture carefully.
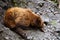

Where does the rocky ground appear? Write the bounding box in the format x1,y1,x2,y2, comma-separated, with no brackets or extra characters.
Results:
0,0,60,40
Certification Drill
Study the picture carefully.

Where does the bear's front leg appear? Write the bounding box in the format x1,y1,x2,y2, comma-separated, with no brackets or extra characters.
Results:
10,27,29,40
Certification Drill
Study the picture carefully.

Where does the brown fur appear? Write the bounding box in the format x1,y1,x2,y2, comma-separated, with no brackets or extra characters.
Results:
4,7,44,31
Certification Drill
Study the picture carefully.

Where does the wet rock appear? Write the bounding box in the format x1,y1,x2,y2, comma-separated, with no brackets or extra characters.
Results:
0,23,24,40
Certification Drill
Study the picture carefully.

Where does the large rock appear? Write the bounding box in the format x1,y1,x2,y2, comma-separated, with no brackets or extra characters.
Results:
0,0,60,40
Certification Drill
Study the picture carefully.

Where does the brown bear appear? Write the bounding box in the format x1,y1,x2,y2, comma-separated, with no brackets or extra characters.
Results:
3,7,45,39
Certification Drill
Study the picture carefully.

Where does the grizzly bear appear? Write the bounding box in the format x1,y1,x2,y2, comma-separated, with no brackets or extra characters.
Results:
3,7,45,39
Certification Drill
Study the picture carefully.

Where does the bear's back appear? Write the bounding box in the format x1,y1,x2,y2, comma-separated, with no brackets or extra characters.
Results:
4,7,40,28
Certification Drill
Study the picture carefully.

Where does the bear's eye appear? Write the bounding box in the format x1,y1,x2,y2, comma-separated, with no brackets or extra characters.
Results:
8,13,15,21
